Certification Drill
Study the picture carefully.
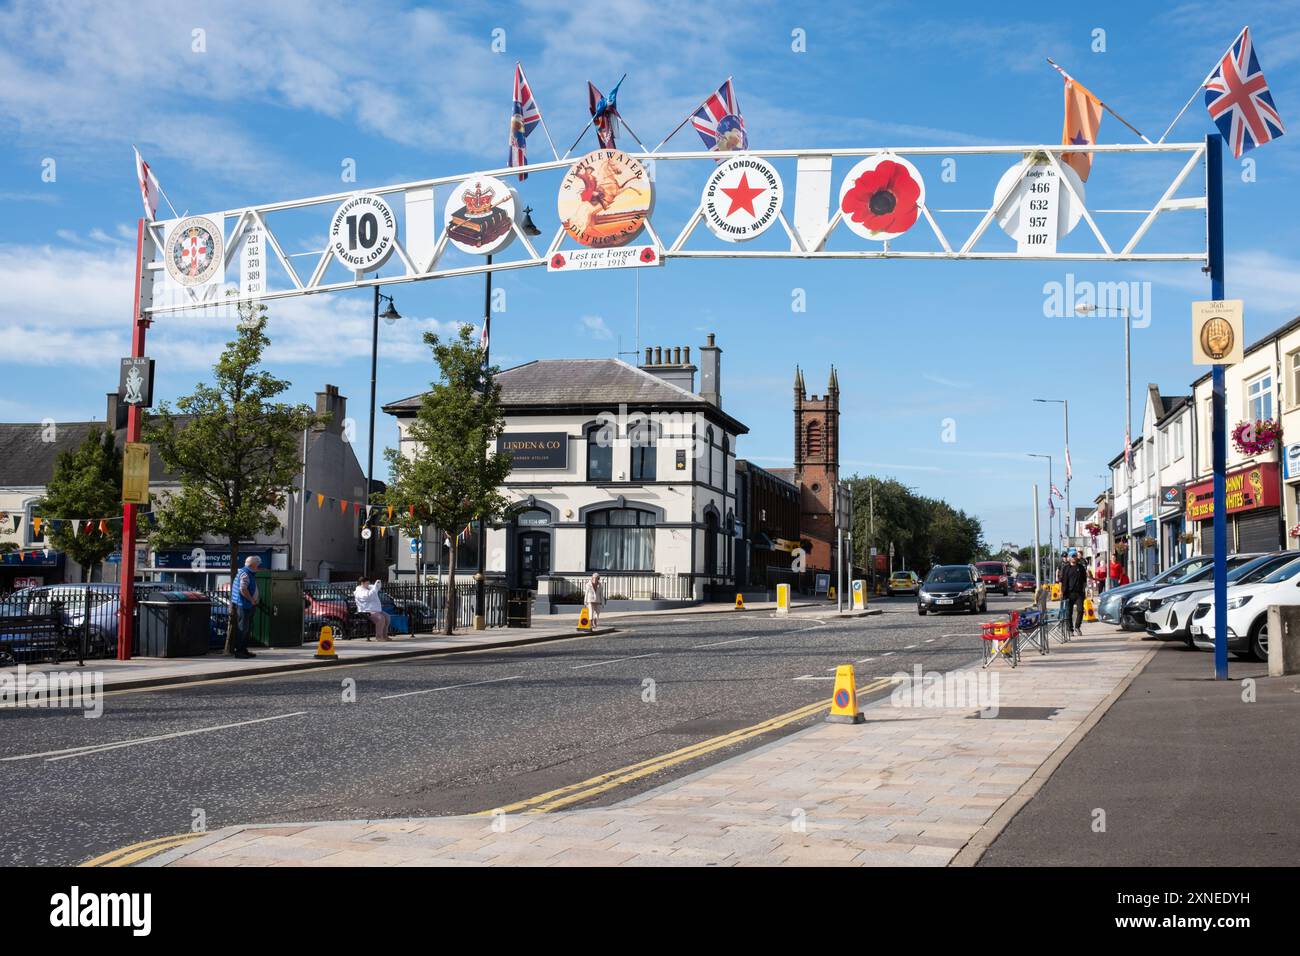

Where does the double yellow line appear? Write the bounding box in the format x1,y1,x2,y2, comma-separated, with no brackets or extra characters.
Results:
480,678,893,816
81,832,202,868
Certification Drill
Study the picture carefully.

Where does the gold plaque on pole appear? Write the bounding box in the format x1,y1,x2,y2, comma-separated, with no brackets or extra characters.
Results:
123,442,151,504
1191,300,1244,365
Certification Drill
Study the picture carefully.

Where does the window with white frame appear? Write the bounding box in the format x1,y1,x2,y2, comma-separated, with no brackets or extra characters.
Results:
1172,417,1185,461
1290,350,1300,407
1159,430,1168,469
1246,372,1274,422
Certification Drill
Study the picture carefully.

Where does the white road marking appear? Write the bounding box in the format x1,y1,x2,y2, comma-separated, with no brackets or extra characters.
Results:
379,675,522,700
882,651,896,657
856,656,875,663
571,653,658,670
693,634,765,648
904,644,917,649
924,638,936,643
793,675,837,681
3,712,310,764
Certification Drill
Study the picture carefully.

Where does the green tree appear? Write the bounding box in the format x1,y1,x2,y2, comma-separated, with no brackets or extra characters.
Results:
381,325,512,634
847,474,988,575
37,428,123,581
145,312,320,652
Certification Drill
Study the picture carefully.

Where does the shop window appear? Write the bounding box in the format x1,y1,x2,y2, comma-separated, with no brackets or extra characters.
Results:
587,422,614,482
586,507,656,572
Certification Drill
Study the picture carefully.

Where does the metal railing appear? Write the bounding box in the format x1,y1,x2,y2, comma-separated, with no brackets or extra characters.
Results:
304,581,507,636
547,573,695,603
0,585,131,665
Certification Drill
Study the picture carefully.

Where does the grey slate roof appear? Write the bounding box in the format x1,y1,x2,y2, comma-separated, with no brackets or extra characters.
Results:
0,421,182,488
385,358,749,434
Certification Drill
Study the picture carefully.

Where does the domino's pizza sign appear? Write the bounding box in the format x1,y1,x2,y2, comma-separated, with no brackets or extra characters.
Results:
1284,443,1300,481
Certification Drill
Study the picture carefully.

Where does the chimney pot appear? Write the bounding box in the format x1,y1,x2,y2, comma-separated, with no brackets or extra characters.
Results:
644,347,652,365
673,346,681,364
684,346,691,363
655,347,662,364
707,332,716,347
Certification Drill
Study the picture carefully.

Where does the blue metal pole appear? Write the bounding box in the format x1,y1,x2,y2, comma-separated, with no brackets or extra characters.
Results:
1206,133,1228,681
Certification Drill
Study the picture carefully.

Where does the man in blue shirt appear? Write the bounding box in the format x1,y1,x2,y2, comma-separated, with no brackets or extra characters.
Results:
230,555,261,658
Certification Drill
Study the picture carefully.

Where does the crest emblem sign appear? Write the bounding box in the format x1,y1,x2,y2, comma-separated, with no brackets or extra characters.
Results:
557,150,653,248
164,216,224,287
445,175,517,256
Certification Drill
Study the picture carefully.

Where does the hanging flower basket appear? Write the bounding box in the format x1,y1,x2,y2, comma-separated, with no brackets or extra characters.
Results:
1290,523,1300,539
1085,522,1103,537
1142,537,1158,549
1231,418,1281,455
1114,541,1128,554
1179,531,1196,544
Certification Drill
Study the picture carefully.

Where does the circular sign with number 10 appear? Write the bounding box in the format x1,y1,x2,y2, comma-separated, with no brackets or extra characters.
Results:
328,194,398,271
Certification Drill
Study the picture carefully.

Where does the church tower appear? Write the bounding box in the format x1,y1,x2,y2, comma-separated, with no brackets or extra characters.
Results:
793,366,840,573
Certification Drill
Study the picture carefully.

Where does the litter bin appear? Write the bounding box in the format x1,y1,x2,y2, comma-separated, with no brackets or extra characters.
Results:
251,570,305,648
507,590,532,628
137,591,212,657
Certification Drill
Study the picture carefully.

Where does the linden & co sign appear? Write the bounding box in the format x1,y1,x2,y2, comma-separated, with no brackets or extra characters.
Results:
497,432,568,469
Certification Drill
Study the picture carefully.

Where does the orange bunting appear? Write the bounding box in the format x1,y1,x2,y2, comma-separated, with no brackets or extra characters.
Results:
316,493,324,509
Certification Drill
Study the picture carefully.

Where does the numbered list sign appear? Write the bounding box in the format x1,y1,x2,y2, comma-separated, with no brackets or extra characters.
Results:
1017,164,1060,254
240,224,265,300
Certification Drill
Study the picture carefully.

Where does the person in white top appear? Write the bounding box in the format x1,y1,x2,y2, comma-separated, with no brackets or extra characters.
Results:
354,577,390,641
583,572,603,628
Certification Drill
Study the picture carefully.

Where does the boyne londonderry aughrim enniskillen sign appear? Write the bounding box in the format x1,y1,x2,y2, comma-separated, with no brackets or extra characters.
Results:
497,432,568,469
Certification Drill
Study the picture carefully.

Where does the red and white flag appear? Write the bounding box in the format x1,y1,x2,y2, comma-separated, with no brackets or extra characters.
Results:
1050,483,1064,499
133,146,162,220
1064,446,1072,482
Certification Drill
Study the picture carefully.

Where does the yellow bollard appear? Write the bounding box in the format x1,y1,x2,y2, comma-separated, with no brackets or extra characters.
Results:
828,585,836,602
1050,582,1062,602
776,583,790,615
314,624,338,660
1084,597,1098,622
851,579,867,610
577,606,592,632
734,593,746,611
826,664,866,724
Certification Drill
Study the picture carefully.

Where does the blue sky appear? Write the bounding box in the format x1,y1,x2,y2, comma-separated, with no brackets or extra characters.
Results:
2,0,1299,548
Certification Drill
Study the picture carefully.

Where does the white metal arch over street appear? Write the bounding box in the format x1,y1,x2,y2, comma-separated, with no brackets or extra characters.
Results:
138,141,1209,317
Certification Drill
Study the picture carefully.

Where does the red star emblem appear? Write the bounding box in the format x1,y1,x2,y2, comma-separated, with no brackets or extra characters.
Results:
720,172,765,216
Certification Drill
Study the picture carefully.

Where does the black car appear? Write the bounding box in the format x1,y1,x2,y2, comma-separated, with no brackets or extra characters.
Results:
918,564,988,615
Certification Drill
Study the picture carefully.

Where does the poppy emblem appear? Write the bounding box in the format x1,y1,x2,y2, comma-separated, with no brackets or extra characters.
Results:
838,155,926,241
639,247,656,263
550,253,566,269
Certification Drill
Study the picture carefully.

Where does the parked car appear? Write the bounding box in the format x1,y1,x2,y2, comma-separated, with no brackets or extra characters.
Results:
1097,555,1215,628
975,561,1011,596
1013,572,1037,593
1189,555,1300,660
918,564,987,615
886,571,920,596
1143,552,1293,644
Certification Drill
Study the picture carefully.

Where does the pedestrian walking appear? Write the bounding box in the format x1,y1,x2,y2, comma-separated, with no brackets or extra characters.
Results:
583,572,604,628
1060,551,1088,635
1109,553,1130,587
231,555,260,659
355,576,390,641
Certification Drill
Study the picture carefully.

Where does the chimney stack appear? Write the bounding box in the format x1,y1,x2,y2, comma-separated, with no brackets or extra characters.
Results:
698,333,722,407
106,392,126,431
315,384,346,433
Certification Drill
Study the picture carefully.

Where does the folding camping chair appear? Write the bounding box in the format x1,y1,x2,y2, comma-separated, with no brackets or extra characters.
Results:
980,612,1020,668
1015,602,1051,656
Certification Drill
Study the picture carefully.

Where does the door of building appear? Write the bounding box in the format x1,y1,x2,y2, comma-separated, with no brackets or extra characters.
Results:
1236,507,1281,554
517,531,550,590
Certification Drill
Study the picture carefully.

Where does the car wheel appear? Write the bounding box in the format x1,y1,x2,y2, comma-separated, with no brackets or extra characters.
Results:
887,589,894,597
917,607,926,616
980,599,988,612
1249,617,1269,662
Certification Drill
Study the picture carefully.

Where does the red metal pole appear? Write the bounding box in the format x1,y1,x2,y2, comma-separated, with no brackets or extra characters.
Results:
117,218,150,660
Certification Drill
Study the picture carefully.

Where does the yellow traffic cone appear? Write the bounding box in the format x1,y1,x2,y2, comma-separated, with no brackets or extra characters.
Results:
826,664,866,724
577,607,592,632
734,593,746,611
314,624,338,660
1084,597,1098,623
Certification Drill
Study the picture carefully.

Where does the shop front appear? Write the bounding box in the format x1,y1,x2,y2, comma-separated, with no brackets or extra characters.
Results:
1184,462,1283,555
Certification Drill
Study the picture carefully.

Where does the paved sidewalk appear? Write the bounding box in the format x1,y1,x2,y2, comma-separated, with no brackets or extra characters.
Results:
978,638,1300,866
151,623,1154,867
3,623,588,692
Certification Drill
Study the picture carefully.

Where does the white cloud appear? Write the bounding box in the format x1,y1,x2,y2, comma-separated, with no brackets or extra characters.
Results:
0,237,461,370
578,314,614,340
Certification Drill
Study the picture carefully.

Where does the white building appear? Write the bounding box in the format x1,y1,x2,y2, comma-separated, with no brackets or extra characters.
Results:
384,336,748,610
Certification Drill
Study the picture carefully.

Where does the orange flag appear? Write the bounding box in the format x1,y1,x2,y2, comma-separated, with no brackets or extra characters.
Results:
316,493,324,509
387,504,394,521
340,499,348,514
1061,72,1102,182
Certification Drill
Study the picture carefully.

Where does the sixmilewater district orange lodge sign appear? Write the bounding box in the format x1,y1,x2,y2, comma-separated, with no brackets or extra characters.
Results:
557,150,653,248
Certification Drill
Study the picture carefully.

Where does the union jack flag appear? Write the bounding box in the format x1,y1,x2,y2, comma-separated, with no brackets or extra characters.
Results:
1204,27,1285,159
1050,483,1064,500
509,63,543,181
691,77,747,151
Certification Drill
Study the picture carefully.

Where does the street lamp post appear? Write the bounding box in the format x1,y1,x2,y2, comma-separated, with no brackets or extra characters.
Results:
1029,453,1054,582
1034,398,1070,551
366,287,401,575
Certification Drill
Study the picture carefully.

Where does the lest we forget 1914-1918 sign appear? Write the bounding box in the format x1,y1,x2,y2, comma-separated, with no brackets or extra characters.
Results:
497,432,568,469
